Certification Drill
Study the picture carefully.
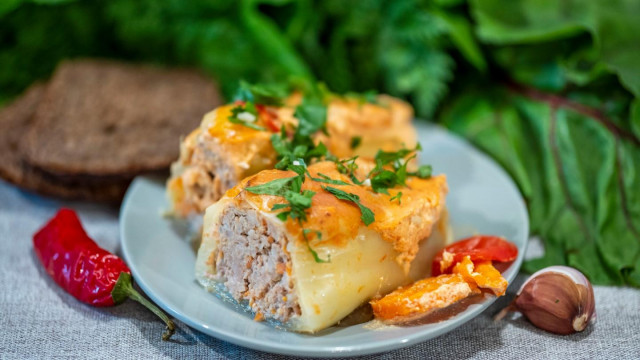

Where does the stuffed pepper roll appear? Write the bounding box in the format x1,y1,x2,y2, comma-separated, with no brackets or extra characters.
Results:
195,160,448,332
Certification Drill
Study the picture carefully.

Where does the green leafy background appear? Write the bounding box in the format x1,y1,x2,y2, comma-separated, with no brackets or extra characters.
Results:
2,0,638,286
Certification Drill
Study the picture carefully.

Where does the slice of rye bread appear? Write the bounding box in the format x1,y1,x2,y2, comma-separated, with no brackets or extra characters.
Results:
22,59,222,178
0,84,128,202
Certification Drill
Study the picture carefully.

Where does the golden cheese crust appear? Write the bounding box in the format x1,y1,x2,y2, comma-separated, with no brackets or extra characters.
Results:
321,95,416,158
226,160,448,272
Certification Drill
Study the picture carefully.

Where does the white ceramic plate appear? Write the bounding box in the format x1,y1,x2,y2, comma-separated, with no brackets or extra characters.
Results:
120,123,529,357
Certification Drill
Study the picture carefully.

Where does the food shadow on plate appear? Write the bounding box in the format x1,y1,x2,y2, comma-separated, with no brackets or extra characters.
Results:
166,215,203,254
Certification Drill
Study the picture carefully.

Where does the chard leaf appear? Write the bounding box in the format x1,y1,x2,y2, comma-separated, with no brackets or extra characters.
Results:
471,0,640,97
442,85,640,286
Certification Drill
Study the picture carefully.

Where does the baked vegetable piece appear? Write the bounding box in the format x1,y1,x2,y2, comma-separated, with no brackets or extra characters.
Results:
167,94,416,217
195,160,448,333
371,256,509,323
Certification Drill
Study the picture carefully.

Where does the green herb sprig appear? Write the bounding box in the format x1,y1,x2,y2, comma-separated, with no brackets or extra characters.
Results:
367,143,432,195
271,85,330,169
228,102,265,131
321,186,375,226
350,136,362,150
390,191,403,204
234,80,289,107
302,229,330,263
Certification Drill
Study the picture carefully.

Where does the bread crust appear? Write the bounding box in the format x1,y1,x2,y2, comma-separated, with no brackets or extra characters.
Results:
0,83,128,202
22,59,222,177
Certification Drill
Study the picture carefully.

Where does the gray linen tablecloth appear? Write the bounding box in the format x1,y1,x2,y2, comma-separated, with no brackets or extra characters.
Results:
1,179,639,359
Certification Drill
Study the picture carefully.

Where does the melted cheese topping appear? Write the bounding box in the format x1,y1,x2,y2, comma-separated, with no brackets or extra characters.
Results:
225,160,448,269
206,103,296,144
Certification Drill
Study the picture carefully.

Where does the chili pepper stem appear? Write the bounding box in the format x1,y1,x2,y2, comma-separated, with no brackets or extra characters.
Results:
112,272,176,340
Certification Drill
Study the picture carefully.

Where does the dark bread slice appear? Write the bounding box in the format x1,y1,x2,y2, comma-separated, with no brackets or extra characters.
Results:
0,84,128,202
22,59,222,177
0,83,45,183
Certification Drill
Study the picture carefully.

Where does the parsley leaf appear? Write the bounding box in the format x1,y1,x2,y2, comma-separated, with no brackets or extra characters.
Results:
345,90,379,105
245,176,300,196
413,165,432,179
275,189,315,222
370,170,396,194
350,136,362,149
302,229,330,263
367,143,431,193
390,191,403,204
373,143,421,167
271,130,328,170
294,97,328,137
234,80,288,106
322,186,375,226
310,173,351,186
228,102,266,131
246,174,313,222
327,155,362,184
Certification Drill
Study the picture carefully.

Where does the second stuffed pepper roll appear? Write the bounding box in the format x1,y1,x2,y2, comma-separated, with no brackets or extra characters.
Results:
167,92,416,217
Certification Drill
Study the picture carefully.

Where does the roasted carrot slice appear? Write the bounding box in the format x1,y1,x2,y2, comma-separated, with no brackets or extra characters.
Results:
370,274,480,322
453,256,508,296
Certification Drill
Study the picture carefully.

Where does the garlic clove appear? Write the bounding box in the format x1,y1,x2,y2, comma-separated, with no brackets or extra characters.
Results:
498,266,595,335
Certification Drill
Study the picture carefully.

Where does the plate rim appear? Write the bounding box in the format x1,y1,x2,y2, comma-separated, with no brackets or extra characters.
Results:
119,123,529,357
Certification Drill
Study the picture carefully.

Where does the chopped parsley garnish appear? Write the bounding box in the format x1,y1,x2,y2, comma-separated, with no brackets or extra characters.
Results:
276,189,316,222
415,164,432,178
350,136,362,149
302,229,330,263
271,128,328,170
370,169,397,194
245,170,328,263
245,173,313,222
345,90,379,105
228,102,265,131
234,80,289,106
294,96,328,137
327,155,362,184
238,83,435,261
245,175,300,197
229,81,291,131
367,143,432,194
244,82,333,262
309,173,351,186
390,191,403,204
271,86,329,169
321,186,375,226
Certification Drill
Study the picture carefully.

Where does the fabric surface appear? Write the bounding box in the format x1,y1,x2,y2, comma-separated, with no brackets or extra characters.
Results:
1,179,639,360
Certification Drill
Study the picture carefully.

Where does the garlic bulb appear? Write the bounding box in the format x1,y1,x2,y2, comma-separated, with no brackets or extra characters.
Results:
496,266,596,335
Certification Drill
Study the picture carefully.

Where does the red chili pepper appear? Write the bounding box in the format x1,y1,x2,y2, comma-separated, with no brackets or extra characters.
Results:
432,235,519,276
33,208,175,340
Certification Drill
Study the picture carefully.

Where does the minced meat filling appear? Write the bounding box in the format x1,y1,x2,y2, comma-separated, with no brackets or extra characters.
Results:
215,206,301,322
